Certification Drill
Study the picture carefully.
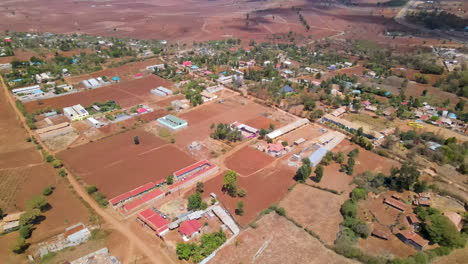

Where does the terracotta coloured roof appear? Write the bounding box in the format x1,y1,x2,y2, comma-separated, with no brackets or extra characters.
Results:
179,219,202,237
384,198,407,211
399,230,428,247
444,212,462,231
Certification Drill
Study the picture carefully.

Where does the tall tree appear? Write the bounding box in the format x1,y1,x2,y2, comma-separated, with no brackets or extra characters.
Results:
222,170,238,196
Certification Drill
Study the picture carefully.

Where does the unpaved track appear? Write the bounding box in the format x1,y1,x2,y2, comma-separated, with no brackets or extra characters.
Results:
1,75,176,264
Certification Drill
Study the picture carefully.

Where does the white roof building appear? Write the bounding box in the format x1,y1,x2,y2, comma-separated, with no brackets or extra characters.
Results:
63,104,89,121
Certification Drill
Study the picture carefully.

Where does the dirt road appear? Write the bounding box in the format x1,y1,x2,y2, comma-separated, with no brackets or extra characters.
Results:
0,75,177,264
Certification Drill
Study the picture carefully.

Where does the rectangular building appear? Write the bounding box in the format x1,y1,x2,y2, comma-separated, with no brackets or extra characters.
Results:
157,115,188,130
63,104,89,121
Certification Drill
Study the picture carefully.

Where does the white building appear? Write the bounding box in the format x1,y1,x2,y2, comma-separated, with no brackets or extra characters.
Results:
65,223,91,245
63,104,89,121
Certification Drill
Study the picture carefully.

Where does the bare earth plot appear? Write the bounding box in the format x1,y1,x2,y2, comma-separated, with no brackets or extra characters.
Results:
58,128,196,197
211,213,357,264
225,146,274,176
200,164,295,226
279,184,347,245
307,162,354,194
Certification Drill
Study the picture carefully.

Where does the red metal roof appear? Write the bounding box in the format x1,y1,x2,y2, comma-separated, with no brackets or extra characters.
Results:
170,161,216,190
268,143,283,152
173,160,211,178
384,197,407,211
123,189,164,212
138,209,169,234
109,182,156,205
179,219,202,237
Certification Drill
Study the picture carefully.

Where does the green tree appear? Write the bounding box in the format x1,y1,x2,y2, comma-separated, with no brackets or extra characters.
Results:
45,154,55,163
237,189,247,197
52,159,63,168
42,186,53,196
295,160,311,182
314,165,324,183
347,157,355,175
19,209,41,226
336,152,345,164
187,192,206,211
57,169,67,177
351,188,367,201
86,185,98,194
19,225,33,239
0,207,3,220
235,201,244,216
166,175,174,185
26,195,48,211
11,237,28,254
134,136,140,145
341,200,357,218
222,170,238,196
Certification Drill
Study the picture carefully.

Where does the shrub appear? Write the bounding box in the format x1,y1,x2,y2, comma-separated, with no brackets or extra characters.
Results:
11,237,28,254
52,159,63,168
58,169,67,177
237,189,247,197
86,185,98,194
42,186,53,196
45,155,55,163
275,207,286,216
19,225,33,239
26,195,48,211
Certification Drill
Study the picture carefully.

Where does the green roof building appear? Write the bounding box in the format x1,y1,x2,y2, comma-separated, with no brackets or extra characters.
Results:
157,115,188,130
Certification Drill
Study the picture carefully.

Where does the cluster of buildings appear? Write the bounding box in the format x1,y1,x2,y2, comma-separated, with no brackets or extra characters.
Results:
376,192,463,251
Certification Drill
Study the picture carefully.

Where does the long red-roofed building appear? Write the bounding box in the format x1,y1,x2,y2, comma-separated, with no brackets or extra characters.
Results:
123,188,164,213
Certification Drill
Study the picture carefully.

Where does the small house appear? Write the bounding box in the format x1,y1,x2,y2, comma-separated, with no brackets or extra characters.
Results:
179,219,202,241
280,85,294,94
444,212,462,232
397,230,428,251
384,197,407,211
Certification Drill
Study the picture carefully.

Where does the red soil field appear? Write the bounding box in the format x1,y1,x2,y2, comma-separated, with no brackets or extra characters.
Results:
243,116,279,130
0,79,90,263
176,96,282,146
198,164,295,226
65,58,164,84
58,129,196,197
24,75,171,112
279,184,347,245
225,146,274,176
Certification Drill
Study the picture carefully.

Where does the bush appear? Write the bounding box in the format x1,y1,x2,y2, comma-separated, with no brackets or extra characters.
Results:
26,195,48,211
341,200,357,218
350,188,367,202
51,159,63,168
275,207,286,216
237,189,247,197
86,185,98,194
19,209,41,226
42,186,53,196
45,154,55,163
58,169,67,177
11,237,28,254
19,225,33,239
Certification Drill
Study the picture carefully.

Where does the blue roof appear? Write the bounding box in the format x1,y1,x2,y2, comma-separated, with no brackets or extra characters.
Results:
352,90,361,94
428,141,442,151
12,79,23,82
280,85,294,93
191,65,199,69
72,59,78,64
31,89,43,94
112,76,120,81
328,65,336,70
385,92,391,96
308,147,328,167
448,113,457,119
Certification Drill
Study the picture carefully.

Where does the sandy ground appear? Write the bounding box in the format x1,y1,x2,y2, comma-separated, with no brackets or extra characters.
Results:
211,212,358,264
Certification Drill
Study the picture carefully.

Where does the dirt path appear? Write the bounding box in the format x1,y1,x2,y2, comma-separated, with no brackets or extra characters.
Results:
1,75,177,264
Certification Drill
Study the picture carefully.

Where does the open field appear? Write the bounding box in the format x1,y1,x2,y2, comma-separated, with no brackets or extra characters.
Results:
394,119,468,142
24,75,171,112
344,113,395,132
199,164,295,226
175,94,292,147
308,162,354,193
279,184,347,245
64,57,164,84
58,128,196,197
334,140,400,176
211,212,357,264
225,146,274,176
